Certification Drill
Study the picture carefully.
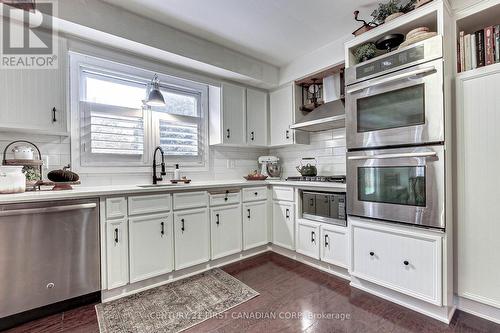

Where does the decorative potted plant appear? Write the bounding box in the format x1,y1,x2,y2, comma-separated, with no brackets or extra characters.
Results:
371,0,403,24
371,0,417,24
354,43,377,63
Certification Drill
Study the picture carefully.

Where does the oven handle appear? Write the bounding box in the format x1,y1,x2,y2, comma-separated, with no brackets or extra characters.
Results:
346,66,437,94
348,152,437,160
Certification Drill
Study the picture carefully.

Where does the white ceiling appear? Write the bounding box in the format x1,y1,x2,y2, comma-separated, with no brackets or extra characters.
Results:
101,0,378,67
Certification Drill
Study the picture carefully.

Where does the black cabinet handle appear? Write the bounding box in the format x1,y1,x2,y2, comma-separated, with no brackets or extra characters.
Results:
311,231,315,243
114,228,119,243
160,222,165,236
403,260,409,266
369,251,375,256
226,129,230,139
285,208,290,219
247,209,251,219
324,234,329,247
181,218,185,232
216,213,220,225
254,192,258,196
52,107,57,122
250,131,255,141
285,130,290,139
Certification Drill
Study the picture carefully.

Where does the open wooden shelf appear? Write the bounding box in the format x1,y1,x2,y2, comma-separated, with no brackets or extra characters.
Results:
345,0,443,68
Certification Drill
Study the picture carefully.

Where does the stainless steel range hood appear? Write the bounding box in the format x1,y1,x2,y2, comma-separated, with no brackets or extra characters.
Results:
291,74,345,132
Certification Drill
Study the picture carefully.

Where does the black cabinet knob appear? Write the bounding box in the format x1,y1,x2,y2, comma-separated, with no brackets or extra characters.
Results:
403,260,409,266
369,251,374,256
254,192,258,196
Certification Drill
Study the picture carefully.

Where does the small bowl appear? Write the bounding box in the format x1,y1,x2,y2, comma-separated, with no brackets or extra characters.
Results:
244,175,268,181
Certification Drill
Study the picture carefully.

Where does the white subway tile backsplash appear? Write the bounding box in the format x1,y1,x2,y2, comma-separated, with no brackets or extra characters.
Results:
1,128,346,185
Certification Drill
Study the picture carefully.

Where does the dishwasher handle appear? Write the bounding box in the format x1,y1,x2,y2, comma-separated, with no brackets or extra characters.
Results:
0,203,97,217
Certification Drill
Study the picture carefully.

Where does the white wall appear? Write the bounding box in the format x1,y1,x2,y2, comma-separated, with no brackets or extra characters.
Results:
279,35,350,85
49,0,279,89
269,128,347,178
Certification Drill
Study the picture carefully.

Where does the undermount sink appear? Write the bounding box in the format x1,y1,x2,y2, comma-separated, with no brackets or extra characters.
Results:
136,184,180,188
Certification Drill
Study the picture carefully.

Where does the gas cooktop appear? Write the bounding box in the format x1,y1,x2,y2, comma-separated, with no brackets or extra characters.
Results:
286,176,346,183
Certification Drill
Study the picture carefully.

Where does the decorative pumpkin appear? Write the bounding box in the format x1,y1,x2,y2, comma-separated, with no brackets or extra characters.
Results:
47,166,79,182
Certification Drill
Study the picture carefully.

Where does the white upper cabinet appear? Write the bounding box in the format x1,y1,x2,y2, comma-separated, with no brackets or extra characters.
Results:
246,88,268,146
0,33,67,135
221,83,246,145
269,85,308,146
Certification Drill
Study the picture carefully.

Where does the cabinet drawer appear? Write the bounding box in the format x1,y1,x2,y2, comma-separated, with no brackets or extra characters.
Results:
242,187,267,202
272,186,294,202
209,190,241,206
105,197,127,220
173,191,208,210
128,194,171,215
351,223,442,305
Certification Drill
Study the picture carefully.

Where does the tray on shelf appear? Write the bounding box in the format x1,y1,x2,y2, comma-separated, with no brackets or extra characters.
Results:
3,159,43,167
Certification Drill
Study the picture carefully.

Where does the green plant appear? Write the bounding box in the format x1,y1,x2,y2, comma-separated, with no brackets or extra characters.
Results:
22,166,40,182
354,43,377,63
371,0,401,24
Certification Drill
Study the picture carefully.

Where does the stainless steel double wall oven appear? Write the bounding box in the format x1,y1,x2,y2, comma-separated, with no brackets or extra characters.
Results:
345,35,445,229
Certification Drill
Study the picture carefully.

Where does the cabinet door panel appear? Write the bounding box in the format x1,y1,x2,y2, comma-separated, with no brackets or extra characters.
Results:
0,33,66,133
211,205,242,259
296,221,320,259
106,219,129,289
174,208,210,270
222,83,246,145
272,202,294,250
243,201,268,250
246,88,268,146
320,225,348,268
129,213,173,283
270,85,293,146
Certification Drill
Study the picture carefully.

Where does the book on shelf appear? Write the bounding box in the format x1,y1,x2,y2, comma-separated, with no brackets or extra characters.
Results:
471,34,477,69
459,31,465,72
495,25,500,63
464,34,471,71
458,24,500,72
476,29,485,68
485,26,495,66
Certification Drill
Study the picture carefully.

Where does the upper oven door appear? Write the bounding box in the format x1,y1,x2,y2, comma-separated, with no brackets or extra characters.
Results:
347,145,445,229
346,59,444,150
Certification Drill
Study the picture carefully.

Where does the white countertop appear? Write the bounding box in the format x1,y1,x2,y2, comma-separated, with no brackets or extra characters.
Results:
0,179,347,204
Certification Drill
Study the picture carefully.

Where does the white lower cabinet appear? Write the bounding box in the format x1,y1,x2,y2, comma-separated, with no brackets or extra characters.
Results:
174,208,210,270
210,204,243,259
106,218,129,289
272,201,295,250
129,213,173,283
350,221,442,305
296,220,320,259
320,224,348,269
242,201,268,250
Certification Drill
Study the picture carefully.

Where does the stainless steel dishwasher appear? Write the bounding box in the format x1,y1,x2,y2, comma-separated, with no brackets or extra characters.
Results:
0,199,100,321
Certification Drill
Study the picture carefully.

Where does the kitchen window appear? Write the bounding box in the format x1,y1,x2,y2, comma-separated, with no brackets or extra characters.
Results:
71,52,209,172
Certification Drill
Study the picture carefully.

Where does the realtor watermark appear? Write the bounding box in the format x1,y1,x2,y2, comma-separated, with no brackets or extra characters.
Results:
1,1,58,69
149,311,352,321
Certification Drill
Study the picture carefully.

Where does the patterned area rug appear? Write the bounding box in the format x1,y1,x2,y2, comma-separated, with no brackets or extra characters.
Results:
95,268,259,333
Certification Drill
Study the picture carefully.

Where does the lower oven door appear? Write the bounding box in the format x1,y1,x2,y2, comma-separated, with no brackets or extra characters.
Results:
347,145,444,229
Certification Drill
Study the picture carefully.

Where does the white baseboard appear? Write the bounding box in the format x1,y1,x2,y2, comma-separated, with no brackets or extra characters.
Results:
268,244,350,281
350,276,455,324
455,295,500,324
